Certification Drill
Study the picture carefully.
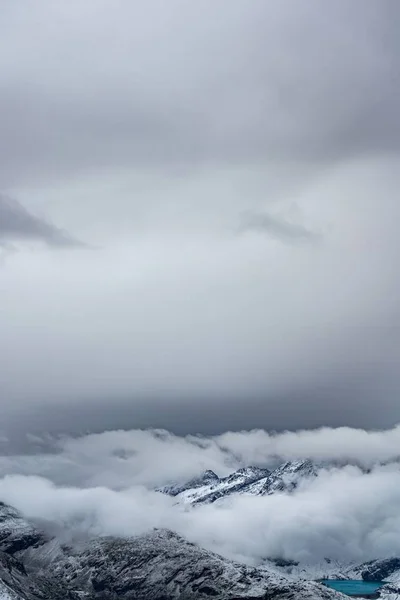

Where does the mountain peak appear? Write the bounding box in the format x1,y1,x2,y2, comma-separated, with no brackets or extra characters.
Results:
202,469,219,481
157,469,219,497
160,459,321,505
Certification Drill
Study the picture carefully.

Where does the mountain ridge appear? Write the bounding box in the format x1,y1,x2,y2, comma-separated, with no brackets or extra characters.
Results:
158,459,319,505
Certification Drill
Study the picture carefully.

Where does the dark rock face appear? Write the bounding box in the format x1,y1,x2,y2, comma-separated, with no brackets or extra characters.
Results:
269,559,300,568
0,503,47,556
0,550,67,600
359,558,400,581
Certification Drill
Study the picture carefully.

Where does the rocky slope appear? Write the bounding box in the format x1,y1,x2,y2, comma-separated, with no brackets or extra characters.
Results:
49,529,345,600
0,501,346,600
0,504,46,557
270,557,400,599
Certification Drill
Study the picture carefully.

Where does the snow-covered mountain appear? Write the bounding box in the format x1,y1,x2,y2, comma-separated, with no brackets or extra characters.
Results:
0,500,346,600
159,459,319,505
1,459,400,599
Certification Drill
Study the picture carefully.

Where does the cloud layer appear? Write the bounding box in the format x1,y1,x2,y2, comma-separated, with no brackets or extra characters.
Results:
4,425,400,489
1,1,400,434
1,426,400,565
1,1,400,186
2,167,400,433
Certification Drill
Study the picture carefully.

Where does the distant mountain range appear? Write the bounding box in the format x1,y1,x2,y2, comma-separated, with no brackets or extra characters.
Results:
157,459,319,504
0,459,399,599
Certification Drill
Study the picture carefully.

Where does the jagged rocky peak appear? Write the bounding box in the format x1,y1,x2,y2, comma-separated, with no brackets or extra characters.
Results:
160,459,323,505
185,466,274,506
224,465,271,483
158,469,220,496
271,458,318,477
199,469,220,483
179,469,220,490
245,458,320,497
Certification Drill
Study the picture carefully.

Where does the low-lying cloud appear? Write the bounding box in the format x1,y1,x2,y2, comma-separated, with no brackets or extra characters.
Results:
1,426,400,565
0,195,80,247
3,425,400,489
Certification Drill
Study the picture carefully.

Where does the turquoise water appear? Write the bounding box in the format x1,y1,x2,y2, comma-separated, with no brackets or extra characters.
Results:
321,580,385,596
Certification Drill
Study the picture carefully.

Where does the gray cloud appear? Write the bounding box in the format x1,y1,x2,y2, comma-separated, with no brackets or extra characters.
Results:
0,1,400,187
0,1,399,435
239,210,320,243
1,425,400,492
0,195,79,247
4,466,400,565
1,165,400,435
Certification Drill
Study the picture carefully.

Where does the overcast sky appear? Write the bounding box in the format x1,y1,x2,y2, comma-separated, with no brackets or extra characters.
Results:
1,0,400,437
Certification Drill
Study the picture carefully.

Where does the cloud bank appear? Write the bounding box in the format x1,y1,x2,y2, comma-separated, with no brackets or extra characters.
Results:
1,426,400,565
1,1,399,186
3,425,400,489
